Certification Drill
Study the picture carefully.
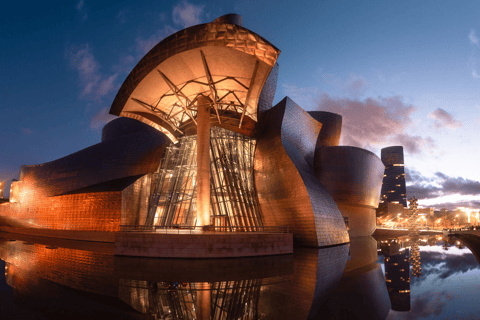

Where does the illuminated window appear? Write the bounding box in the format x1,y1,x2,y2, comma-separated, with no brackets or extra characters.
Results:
393,164,404,166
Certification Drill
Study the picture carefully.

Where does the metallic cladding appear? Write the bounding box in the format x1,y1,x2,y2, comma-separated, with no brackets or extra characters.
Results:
314,146,384,237
0,191,122,231
109,16,281,126
307,111,342,148
254,97,349,247
314,146,385,209
0,118,167,232
257,63,279,124
101,117,161,142
11,119,169,201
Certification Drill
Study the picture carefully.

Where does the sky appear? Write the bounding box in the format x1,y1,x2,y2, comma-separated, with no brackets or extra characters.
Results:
1,0,480,210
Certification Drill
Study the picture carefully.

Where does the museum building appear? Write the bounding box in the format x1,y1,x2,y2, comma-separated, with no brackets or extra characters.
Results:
0,14,385,253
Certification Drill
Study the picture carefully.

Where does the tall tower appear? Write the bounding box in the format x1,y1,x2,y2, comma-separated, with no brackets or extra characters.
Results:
377,146,407,216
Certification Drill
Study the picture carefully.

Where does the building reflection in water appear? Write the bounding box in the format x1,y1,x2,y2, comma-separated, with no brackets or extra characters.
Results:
0,234,149,320
118,279,263,319
378,238,411,312
0,232,403,320
314,236,391,320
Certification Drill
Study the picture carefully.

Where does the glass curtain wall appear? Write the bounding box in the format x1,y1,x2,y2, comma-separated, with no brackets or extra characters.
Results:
146,127,262,229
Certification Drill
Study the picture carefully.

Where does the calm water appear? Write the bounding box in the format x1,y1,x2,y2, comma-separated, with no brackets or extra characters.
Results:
0,232,479,320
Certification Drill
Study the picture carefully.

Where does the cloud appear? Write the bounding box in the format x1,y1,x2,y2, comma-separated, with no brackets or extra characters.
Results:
408,291,450,318
113,55,136,74
172,1,205,28
90,107,117,129
65,44,119,101
135,25,177,55
395,134,435,154
75,0,87,21
469,29,479,47
315,94,435,155
469,30,480,79
412,251,479,285
428,108,462,129
117,9,128,24
20,128,32,135
406,169,480,204
321,73,370,98
282,84,321,109
345,74,370,97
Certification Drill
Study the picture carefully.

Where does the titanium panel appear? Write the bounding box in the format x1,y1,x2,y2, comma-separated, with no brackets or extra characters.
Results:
110,15,281,138
11,119,168,202
307,111,342,148
254,97,349,247
314,146,385,209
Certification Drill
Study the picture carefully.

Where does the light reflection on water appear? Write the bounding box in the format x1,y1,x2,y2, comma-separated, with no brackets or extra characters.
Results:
0,232,479,320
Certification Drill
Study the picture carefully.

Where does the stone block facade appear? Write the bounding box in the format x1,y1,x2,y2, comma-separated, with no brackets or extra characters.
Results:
114,232,293,258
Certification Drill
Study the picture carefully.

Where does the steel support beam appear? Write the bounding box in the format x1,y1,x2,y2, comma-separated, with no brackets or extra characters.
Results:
158,70,198,125
239,60,259,128
196,95,212,227
200,50,222,124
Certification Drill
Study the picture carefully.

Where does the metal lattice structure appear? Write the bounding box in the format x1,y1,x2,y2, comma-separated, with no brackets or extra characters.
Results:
146,127,262,229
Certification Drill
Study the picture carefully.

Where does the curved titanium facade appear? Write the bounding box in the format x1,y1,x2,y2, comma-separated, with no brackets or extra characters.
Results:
1,13,387,248
0,118,168,233
314,146,385,237
12,120,168,201
257,63,279,124
307,111,342,148
109,14,281,142
314,147,384,208
254,97,349,247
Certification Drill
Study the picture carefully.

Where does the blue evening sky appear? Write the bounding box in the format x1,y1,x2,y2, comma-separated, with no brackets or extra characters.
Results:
1,0,480,209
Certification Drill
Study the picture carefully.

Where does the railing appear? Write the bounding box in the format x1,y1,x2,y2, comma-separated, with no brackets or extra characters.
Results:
120,225,290,234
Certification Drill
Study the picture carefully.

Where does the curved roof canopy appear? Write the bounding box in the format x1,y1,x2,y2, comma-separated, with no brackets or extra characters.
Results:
109,14,280,143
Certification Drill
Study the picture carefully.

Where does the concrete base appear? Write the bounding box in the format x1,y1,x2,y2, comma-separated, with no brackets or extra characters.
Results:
114,232,293,258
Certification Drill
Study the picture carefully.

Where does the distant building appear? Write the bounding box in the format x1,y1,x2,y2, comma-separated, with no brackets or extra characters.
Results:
377,146,407,216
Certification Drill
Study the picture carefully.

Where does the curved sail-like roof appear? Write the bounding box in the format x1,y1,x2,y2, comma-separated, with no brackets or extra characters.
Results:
109,14,280,143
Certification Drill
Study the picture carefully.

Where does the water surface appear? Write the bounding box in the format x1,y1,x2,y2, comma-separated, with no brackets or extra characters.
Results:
1,232,479,319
